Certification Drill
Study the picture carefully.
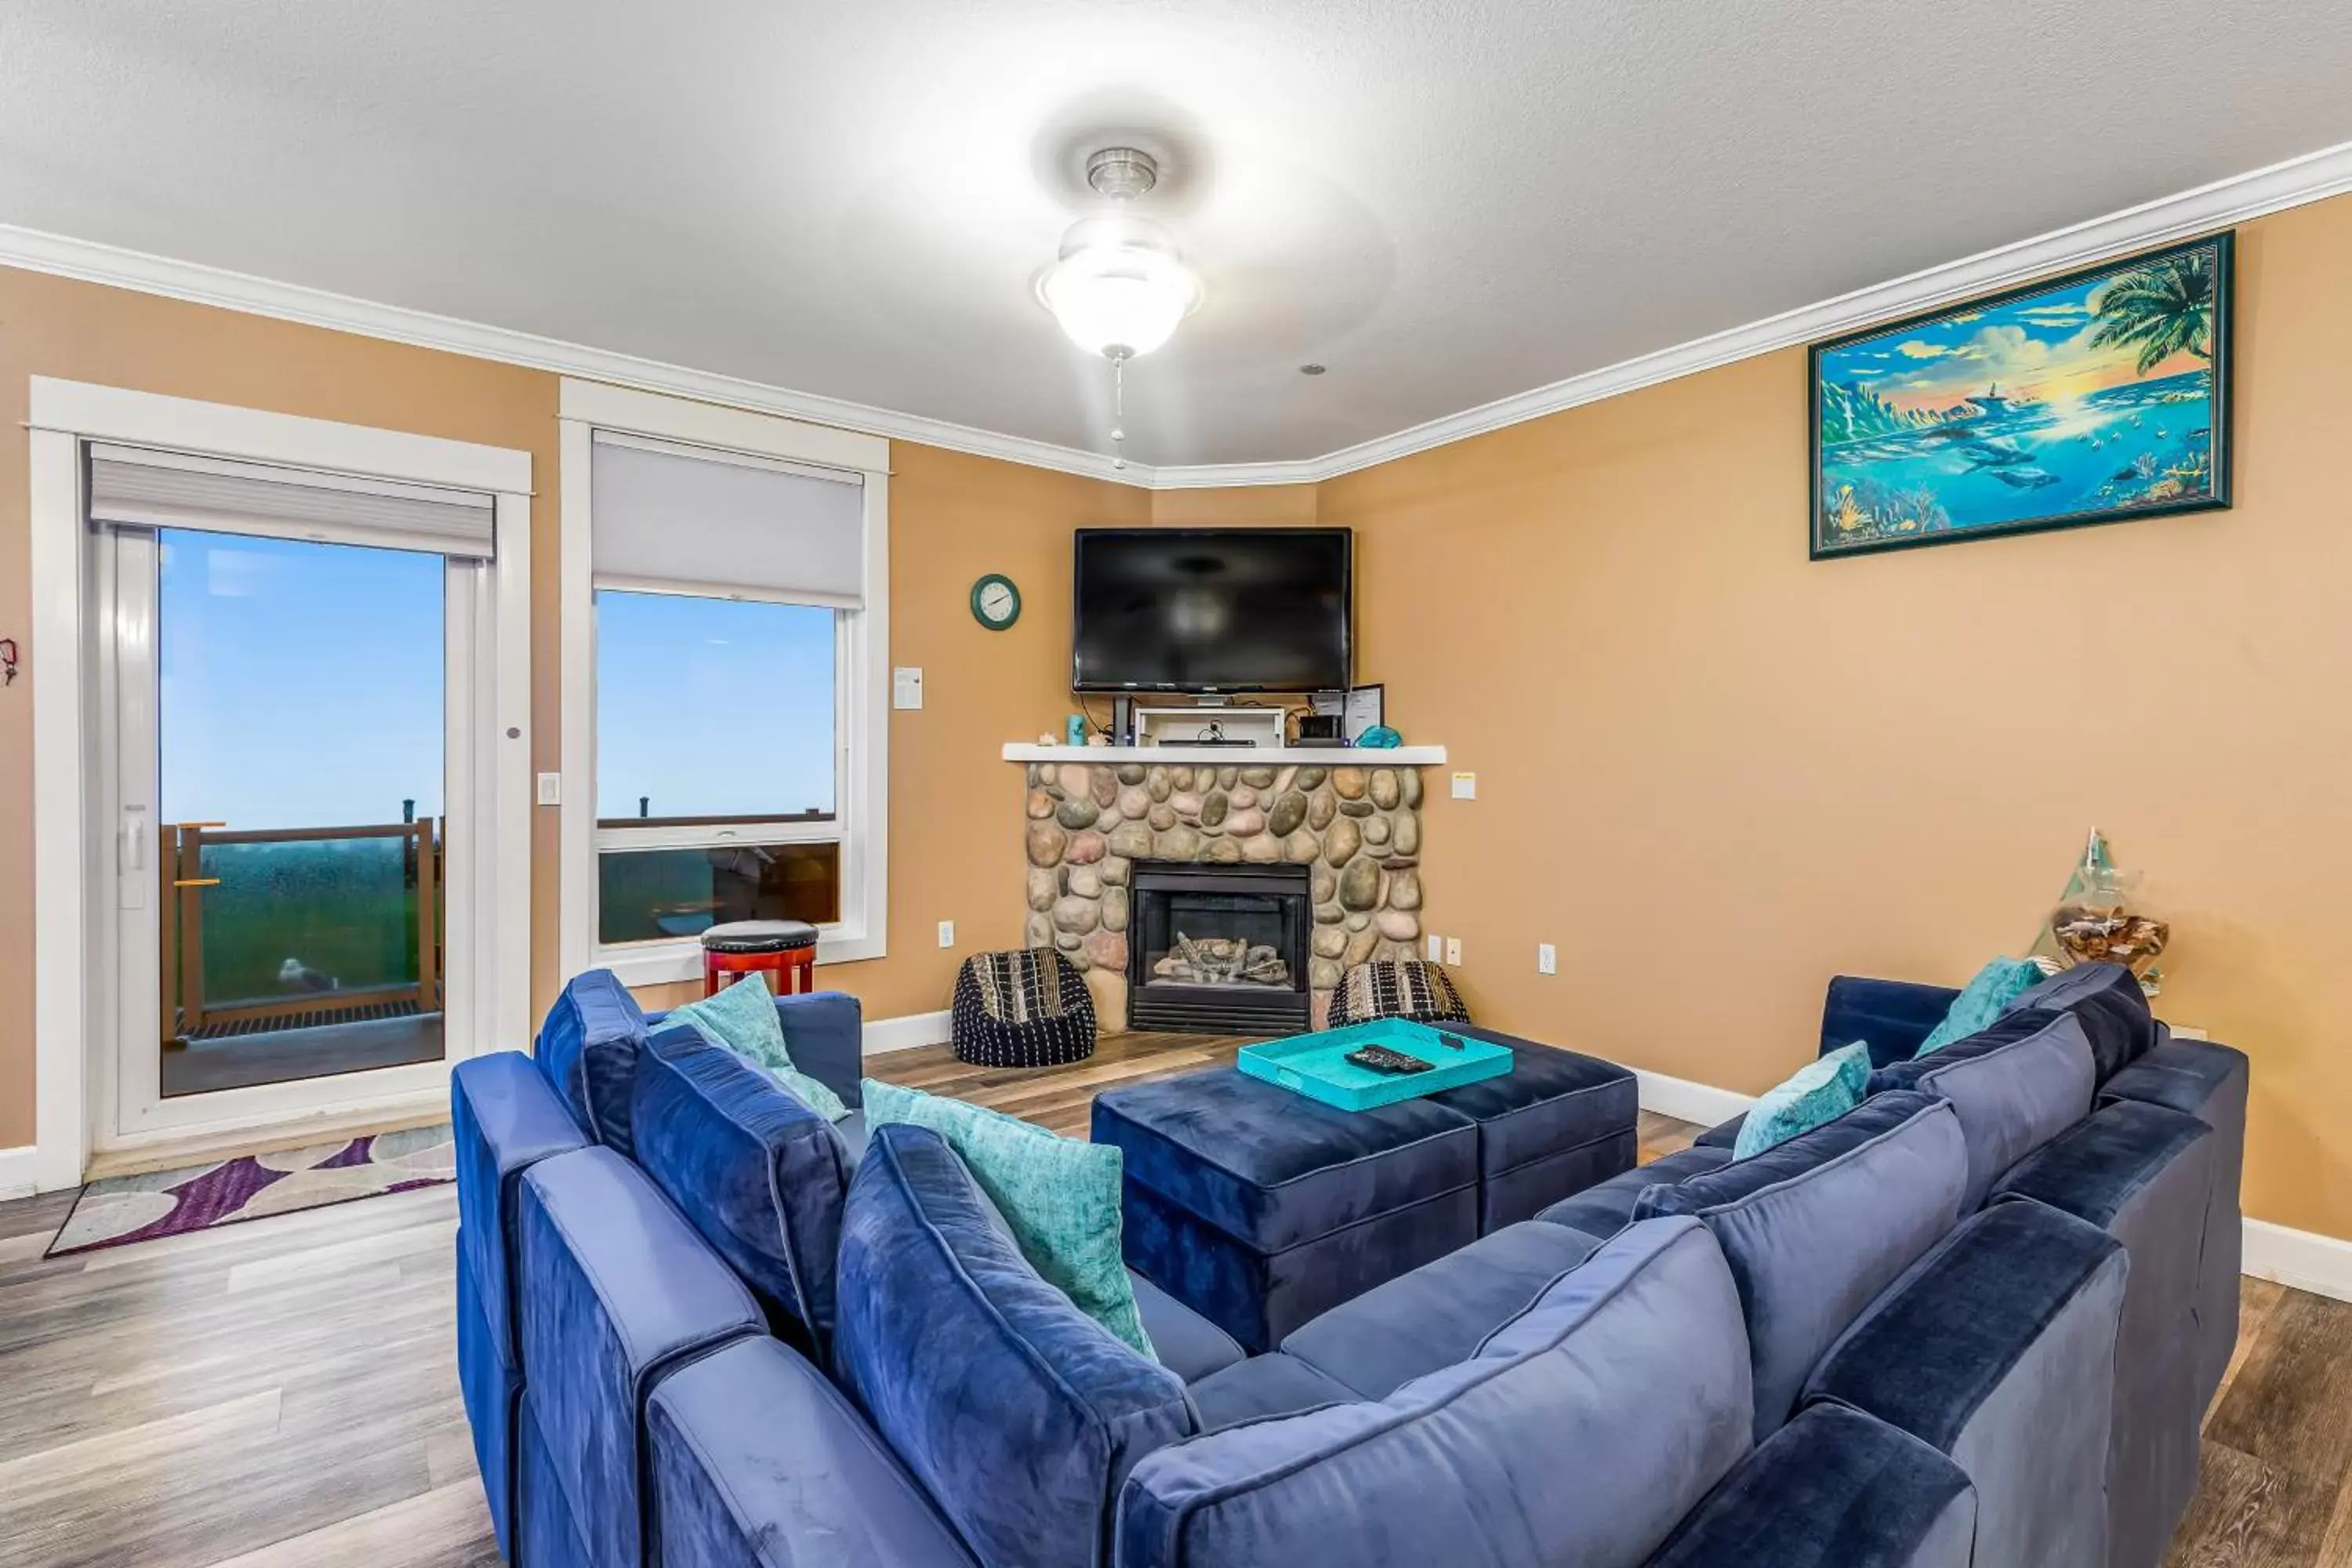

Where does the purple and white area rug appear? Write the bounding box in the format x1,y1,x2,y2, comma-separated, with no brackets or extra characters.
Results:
45,1124,455,1257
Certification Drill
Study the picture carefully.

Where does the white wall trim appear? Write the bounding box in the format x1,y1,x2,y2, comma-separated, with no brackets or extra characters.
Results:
7,140,2350,491
863,1010,953,1056
2243,1219,2352,1305
1633,1069,1756,1132
0,1145,38,1201
25,379,532,1190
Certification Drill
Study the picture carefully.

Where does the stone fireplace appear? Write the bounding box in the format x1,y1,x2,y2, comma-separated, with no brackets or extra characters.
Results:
1021,757,1426,1033
1127,862,1312,1034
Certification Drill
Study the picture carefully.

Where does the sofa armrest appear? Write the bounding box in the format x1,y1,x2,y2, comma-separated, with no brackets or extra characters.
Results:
1821,976,1958,1069
452,1052,591,1363
1643,1404,1974,1568
777,989,866,1108
648,1338,978,1568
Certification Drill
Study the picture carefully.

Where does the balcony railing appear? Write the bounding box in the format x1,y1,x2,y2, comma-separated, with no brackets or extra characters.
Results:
160,819,442,1040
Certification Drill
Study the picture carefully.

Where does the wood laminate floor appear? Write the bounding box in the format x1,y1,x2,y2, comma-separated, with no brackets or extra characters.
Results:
0,1032,2339,1566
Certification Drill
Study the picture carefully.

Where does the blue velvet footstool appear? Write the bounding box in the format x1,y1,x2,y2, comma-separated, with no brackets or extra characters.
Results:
1423,1027,1641,1231
1094,1070,1482,1354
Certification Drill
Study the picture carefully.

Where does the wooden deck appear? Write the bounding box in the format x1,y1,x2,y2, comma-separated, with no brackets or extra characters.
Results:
0,1031,2339,1565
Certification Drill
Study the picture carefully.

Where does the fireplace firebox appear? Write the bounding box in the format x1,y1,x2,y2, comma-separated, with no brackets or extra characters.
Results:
1127,861,1312,1035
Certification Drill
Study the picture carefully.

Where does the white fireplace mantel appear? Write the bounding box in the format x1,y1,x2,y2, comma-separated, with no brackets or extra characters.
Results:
1003,743,1448,765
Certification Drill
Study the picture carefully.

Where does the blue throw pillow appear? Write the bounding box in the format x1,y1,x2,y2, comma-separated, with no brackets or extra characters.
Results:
1916,957,2046,1056
664,973,851,1123
1734,1042,1872,1160
863,1078,1154,1359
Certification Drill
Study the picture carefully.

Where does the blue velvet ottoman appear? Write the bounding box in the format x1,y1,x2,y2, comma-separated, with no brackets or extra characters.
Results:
1094,1070,1481,1354
1424,1028,1640,1230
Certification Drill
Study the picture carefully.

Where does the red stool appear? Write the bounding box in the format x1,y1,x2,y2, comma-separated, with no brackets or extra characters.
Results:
699,920,820,999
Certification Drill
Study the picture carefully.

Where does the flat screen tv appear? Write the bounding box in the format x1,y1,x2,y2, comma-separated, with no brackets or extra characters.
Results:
1073,528,1352,693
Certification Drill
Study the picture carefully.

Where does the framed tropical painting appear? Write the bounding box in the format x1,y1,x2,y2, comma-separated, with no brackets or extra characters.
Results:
1811,233,2232,559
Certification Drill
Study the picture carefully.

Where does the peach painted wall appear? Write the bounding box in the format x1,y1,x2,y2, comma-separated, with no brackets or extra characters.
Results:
1319,193,2352,1241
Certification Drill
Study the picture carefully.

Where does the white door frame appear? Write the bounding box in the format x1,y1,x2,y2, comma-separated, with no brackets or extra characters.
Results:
28,379,534,1191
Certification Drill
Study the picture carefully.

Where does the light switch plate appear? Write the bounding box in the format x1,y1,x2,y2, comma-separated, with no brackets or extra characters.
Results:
937,920,956,949
1445,936,1464,966
1537,942,1556,975
535,771,562,806
892,667,924,710
1450,771,1477,800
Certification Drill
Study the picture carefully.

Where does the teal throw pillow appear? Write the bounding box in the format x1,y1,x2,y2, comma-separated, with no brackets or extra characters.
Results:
1915,956,2047,1057
664,973,851,1123
862,1078,1154,1360
1734,1041,1874,1160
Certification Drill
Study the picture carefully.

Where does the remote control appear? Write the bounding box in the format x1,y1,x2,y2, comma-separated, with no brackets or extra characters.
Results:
1436,1032,1468,1051
1346,1045,1434,1076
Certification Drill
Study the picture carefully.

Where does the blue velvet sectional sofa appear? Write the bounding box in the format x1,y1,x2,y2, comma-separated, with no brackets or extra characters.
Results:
454,960,2244,1568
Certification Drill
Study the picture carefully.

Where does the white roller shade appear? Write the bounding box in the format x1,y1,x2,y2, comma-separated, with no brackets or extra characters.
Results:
87,443,497,557
590,431,866,607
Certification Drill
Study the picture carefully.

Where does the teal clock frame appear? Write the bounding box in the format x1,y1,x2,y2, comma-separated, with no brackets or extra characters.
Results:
969,572,1022,630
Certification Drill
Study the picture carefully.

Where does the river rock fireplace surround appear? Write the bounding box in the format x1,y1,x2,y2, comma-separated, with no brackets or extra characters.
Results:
1016,753,1432,1034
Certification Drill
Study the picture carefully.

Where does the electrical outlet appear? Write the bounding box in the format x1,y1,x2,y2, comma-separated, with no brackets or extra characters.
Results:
1450,771,1477,800
1537,942,1556,975
1445,936,1464,966
535,771,562,806
1425,933,1443,963
937,920,956,949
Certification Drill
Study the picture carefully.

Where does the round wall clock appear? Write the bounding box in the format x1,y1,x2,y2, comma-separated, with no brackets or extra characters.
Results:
970,572,1022,630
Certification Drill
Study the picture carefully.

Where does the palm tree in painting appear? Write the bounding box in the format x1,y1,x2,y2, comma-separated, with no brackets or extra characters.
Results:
2087,251,2215,374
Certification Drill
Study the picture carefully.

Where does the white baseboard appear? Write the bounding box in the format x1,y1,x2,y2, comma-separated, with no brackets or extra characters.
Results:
1634,1069,1756,1132
2242,1219,2352,1305
863,1010,953,1056
0,1145,39,1201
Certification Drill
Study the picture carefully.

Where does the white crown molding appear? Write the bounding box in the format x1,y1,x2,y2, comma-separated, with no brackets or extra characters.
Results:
0,222,1160,489
4,136,2349,492
1154,136,2352,488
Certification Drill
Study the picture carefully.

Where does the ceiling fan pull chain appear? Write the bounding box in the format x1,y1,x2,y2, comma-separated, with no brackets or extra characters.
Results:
1111,350,1129,470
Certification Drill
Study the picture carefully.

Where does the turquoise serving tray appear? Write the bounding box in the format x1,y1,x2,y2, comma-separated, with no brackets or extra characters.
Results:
1238,1019,1512,1111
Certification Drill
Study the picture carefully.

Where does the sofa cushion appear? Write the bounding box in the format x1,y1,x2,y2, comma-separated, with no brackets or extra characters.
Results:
533,969,648,1156
1637,1093,1967,1441
648,1337,978,1568
1116,1218,1753,1568
2003,961,2154,1081
1864,1007,2063,1094
1185,1352,1361,1431
1131,1272,1248,1385
662,972,851,1121
1804,1200,2125,1568
1536,1145,1733,1240
833,1123,1194,1568
451,1052,592,1370
515,1148,764,1568
1642,1404,1976,1568
630,1023,854,1356
1094,1069,1478,1253
1904,1014,2097,1210
1282,1219,1603,1399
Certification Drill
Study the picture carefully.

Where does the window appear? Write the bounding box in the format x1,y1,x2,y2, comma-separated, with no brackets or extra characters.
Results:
561,383,890,983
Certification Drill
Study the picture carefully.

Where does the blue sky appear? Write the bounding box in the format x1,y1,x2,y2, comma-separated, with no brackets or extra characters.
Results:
158,533,837,829
162,531,445,828
596,590,836,820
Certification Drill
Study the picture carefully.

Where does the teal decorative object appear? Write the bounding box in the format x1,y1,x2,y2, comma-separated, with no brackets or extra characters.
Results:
1356,724,1403,749
1239,1019,1511,1112
1916,956,2047,1056
664,973,851,1122
970,572,1022,630
1735,1041,1874,1160
862,1078,1154,1359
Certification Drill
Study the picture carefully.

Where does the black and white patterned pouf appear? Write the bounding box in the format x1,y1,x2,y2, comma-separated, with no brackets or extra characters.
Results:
1327,958,1472,1029
950,948,1098,1068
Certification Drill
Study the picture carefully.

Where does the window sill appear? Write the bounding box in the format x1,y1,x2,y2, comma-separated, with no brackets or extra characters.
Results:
593,925,882,989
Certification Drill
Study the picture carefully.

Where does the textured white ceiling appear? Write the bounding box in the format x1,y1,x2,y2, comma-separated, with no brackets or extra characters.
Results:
3,2,2350,467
